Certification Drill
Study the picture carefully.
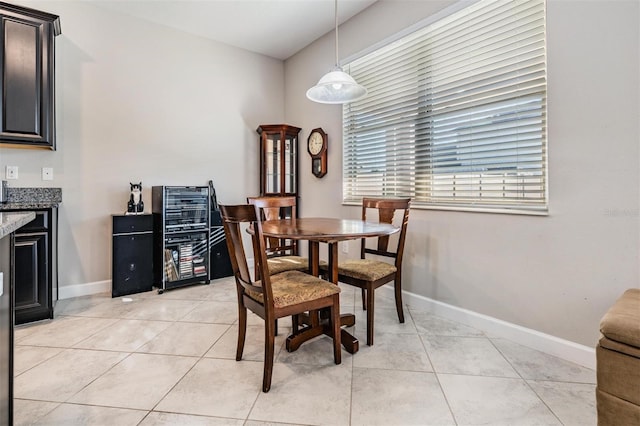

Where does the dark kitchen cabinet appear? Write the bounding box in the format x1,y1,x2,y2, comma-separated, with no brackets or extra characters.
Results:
0,2,61,149
12,209,57,324
0,232,13,425
14,232,47,323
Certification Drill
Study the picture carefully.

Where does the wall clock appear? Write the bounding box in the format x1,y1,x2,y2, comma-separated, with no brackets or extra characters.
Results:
307,128,327,178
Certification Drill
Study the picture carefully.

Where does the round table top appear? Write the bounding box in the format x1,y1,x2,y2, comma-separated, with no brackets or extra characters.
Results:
259,217,399,242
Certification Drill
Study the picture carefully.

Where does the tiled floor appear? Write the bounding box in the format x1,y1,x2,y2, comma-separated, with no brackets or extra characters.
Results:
13,277,597,425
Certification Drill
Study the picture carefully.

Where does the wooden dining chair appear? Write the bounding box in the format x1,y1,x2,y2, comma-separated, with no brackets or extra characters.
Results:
248,196,326,276
325,197,411,346
219,203,341,392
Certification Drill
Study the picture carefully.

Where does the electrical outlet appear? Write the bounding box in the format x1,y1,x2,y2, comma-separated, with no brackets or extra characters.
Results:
42,167,54,181
5,166,18,180
341,241,349,254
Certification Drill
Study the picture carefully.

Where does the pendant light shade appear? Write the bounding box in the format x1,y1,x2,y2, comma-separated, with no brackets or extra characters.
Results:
306,67,367,104
306,0,367,104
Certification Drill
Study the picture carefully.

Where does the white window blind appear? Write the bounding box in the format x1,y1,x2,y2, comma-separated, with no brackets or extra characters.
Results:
343,0,547,213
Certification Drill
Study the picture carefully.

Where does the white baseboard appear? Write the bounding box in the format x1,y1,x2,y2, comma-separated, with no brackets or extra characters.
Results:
379,285,596,370
58,280,111,300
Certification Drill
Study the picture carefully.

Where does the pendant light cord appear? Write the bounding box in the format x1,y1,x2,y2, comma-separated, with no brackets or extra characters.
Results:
334,0,339,67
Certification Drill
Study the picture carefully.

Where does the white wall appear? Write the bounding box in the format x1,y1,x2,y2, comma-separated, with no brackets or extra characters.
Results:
1,0,636,349
0,1,285,289
285,0,640,347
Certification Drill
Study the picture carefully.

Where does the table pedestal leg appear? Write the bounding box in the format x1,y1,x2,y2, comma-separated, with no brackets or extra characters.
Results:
285,241,360,354
285,312,359,354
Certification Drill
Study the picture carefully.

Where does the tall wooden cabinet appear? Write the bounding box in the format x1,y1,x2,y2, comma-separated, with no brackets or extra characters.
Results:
257,124,301,198
0,3,61,149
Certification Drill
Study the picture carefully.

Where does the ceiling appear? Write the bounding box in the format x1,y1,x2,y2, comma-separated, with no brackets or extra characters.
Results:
91,0,378,60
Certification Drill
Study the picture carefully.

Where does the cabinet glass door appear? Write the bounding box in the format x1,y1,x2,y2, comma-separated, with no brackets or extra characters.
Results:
265,134,281,194
284,134,296,193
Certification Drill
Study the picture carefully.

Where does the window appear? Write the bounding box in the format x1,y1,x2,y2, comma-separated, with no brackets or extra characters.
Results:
343,0,547,213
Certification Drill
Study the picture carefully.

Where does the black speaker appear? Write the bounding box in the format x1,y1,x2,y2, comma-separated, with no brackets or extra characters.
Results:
112,214,154,297
209,210,233,279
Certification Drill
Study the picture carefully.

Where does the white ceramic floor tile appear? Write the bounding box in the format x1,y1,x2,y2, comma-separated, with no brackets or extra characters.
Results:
249,362,352,425
54,292,112,314
137,322,229,356
528,380,597,426
16,316,118,347
206,279,239,302
33,403,147,425
422,336,518,377
276,333,351,367
69,353,198,410
353,332,432,371
13,399,59,426
55,293,142,318
73,319,172,352
140,412,244,425
491,338,596,383
155,358,262,418
337,283,357,309
244,421,307,426
439,374,561,425
246,312,293,328
124,298,202,321
153,283,217,301
13,323,41,342
352,306,416,343
351,368,454,426
14,348,129,402
179,300,239,324
13,345,64,376
205,324,287,361
12,290,597,426
409,309,485,337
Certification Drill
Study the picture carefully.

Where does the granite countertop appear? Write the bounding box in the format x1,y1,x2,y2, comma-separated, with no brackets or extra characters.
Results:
0,187,61,211
0,202,60,210
0,212,36,239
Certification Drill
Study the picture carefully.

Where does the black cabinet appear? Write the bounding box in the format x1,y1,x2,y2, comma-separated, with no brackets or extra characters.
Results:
0,3,61,149
112,214,154,297
12,208,57,325
209,210,232,280
14,232,47,319
0,233,13,425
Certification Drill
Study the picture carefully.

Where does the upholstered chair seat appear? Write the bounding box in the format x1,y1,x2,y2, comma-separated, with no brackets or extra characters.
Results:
267,256,328,275
337,259,397,282
246,270,340,309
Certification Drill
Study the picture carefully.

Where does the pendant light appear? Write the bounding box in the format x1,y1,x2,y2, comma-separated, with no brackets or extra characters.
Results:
306,0,367,104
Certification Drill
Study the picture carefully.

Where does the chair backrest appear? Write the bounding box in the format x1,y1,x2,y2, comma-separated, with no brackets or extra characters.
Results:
219,203,274,308
247,196,298,257
360,197,411,268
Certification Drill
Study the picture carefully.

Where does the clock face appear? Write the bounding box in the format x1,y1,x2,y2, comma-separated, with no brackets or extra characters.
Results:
308,131,324,156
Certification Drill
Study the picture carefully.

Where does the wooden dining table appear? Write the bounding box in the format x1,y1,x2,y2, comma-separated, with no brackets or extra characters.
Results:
259,217,400,354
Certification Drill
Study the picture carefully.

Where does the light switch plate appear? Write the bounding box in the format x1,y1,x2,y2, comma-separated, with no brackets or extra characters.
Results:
6,166,18,180
42,167,54,181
